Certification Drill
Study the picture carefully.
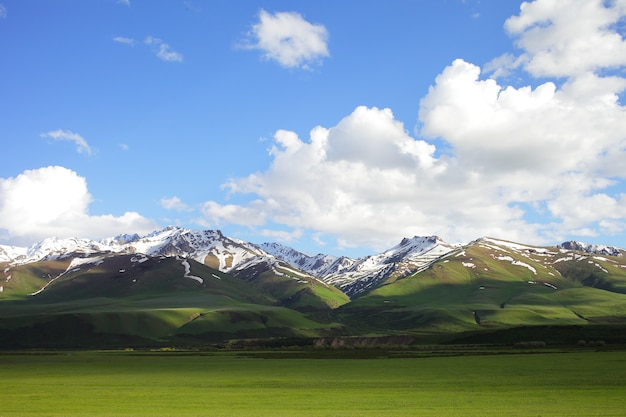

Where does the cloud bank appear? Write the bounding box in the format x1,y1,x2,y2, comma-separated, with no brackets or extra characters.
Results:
203,0,626,250
0,167,157,245
242,9,329,69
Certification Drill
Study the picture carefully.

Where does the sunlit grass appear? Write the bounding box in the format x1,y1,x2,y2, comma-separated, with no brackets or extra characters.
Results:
0,350,624,416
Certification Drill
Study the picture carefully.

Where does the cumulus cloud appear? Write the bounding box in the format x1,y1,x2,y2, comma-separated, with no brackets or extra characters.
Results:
41,129,93,156
0,167,157,245
491,0,626,77
201,201,268,227
202,0,626,250
242,9,329,69
145,36,183,62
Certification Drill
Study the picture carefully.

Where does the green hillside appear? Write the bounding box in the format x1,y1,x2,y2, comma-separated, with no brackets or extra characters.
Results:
2,238,626,348
337,239,626,341
0,255,346,348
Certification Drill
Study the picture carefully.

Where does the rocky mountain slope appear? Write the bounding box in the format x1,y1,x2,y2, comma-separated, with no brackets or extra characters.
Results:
1,227,463,298
259,236,460,296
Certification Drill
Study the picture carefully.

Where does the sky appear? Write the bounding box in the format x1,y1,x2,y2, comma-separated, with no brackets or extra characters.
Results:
2,0,626,257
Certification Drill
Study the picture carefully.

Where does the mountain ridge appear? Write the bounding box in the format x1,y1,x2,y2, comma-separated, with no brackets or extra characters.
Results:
2,228,626,348
2,227,624,299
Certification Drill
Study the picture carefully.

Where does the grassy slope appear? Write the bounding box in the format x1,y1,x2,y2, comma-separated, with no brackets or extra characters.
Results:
340,242,626,338
3,239,626,347
0,256,346,347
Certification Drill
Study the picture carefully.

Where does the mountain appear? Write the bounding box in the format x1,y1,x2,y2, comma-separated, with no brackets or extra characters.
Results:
0,227,352,348
2,227,317,284
1,229,626,348
259,236,460,296
557,241,624,257
338,236,626,342
1,229,459,299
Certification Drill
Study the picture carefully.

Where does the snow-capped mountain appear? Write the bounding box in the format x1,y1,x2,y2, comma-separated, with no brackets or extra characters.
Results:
0,245,27,263
261,236,461,296
1,227,625,298
557,241,623,257
0,227,276,277
4,237,114,265
256,242,347,275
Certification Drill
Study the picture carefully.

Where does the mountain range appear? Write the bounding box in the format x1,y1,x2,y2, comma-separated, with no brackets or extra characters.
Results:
1,227,626,348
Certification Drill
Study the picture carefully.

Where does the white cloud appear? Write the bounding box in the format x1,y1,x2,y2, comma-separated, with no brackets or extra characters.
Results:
242,9,329,69
493,0,626,77
145,36,183,62
258,228,303,243
201,0,626,250
41,129,93,156
113,36,135,45
202,106,509,250
0,4,6,19
0,167,157,245
200,201,268,227
160,196,191,212
117,0,130,6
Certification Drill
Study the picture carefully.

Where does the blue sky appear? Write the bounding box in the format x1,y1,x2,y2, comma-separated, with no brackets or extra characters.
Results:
2,0,626,257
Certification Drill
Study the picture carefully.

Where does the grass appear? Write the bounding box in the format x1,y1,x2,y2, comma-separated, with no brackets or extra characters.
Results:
0,349,625,416
0,257,350,347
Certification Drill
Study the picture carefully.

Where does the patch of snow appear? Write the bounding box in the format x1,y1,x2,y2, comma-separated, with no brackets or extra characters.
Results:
544,282,557,290
462,262,476,268
211,273,221,280
512,260,537,274
67,256,104,269
276,264,311,278
495,255,537,274
483,237,545,252
181,259,203,284
554,256,574,263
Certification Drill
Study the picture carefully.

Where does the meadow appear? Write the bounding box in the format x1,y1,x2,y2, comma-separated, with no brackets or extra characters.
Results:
0,348,625,416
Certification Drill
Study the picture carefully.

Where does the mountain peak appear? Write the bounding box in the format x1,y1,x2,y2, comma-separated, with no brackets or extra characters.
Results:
558,241,623,257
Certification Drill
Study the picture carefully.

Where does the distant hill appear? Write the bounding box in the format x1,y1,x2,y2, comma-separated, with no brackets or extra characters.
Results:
1,228,625,348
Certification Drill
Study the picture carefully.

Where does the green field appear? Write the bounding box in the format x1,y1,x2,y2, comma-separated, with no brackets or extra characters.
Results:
1,349,625,416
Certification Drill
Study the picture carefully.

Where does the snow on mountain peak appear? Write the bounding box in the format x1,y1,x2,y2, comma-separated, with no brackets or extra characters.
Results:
558,241,623,257
3,227,624,298
261,235,460,296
